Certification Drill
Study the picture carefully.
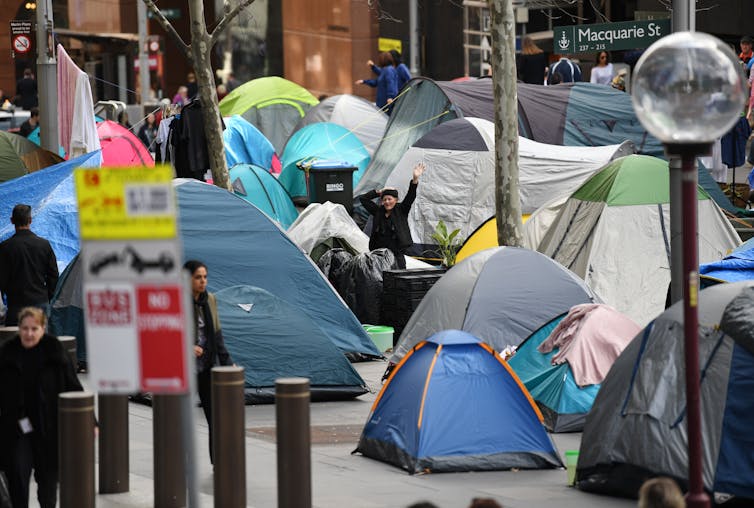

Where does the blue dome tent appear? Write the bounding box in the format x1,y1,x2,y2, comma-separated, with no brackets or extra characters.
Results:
355,329,562,473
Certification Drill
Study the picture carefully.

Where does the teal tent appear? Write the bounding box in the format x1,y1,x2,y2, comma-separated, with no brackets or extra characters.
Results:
229,163,298,228
222,115,277,171
279,122,370,201
507,304,639,432
50,178,381,362
216,285,367,402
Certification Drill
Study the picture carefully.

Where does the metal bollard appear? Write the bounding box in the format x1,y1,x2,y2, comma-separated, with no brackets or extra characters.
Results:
153,394,187,508
57,335,78,370
59,391,95,508
275,378,311,508
212,366,246,508
98,393,130,493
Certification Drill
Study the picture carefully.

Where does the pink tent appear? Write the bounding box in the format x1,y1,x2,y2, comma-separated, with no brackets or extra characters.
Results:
97,120,154,167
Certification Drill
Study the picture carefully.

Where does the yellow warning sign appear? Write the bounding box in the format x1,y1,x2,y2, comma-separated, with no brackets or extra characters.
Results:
75,165,177,240
378,37,402,54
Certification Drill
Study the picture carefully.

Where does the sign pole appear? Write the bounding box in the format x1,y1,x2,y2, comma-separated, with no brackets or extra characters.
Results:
35,0,59,154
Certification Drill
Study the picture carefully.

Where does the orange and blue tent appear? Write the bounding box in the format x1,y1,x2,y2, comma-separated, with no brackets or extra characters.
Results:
355,329,562,473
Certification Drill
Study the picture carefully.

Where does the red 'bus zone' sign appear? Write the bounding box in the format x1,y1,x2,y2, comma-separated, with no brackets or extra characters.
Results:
136,284,188,393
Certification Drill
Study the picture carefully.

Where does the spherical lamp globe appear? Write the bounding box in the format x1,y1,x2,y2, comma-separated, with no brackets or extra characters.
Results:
632,31,747,145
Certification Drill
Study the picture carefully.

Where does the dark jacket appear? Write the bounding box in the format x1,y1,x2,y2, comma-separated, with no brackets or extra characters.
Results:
0,334,83,471
516,52,548,84
192,291,232,373
0,229,59,309
358,180,417,252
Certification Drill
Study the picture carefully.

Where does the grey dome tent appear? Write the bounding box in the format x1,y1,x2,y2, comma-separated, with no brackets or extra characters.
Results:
355,78,663,198
391,246,600,362
381,117,634,257
577,282,754,502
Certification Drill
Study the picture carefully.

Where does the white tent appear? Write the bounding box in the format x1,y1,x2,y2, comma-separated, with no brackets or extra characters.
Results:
536,155,741,325
381,117,634,256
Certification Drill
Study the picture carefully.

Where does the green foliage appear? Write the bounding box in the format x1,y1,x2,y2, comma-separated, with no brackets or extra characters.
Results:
430,220,462,267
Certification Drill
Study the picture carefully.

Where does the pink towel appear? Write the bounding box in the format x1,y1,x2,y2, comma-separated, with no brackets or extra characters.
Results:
57,44,80,156
538,303,640,387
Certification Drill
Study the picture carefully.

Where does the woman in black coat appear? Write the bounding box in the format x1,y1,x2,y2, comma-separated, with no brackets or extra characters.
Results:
358,162,425,268
0,307,82,508
184,260,233,464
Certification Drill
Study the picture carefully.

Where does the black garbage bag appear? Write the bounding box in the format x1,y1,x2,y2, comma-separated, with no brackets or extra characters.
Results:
317,248,354,296
339,248,396,324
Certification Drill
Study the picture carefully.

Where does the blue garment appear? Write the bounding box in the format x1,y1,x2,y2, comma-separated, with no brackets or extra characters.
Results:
721,116,751,168
363,65,398,110
370,63,411,91
548,58,582,83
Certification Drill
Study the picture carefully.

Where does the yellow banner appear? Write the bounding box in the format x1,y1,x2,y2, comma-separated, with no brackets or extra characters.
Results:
378,38,402,54
75,165,177,240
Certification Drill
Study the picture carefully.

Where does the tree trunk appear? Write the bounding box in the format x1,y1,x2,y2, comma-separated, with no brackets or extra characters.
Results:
490,0,523,247
188,0,230,191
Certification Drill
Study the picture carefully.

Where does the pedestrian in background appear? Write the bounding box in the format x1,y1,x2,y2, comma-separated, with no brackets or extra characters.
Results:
0,307,83,508
389,49,412,91
18,107,39,138
740,35,753,65
637,477,684,508
548,55,582,83
0,204,58,326
516,36,548,84
590,51,614,85
15,68,37,111
184,260,233,464
356,52,399,112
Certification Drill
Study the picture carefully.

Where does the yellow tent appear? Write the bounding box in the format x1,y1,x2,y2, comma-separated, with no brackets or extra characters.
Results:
455,214,531,263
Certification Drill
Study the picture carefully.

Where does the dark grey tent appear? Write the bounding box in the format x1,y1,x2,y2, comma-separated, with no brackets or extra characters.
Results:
577,282,754,501
354,78,664,198
216,285,367,403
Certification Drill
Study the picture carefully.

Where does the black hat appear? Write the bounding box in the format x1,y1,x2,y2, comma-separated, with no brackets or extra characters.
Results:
381,188,399,199
741,35,753,45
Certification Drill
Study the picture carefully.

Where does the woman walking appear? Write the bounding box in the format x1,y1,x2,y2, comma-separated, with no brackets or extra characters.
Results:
184,260,233,464
0,307,82,508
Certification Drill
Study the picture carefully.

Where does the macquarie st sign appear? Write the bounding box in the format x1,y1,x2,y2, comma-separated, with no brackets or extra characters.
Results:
553,19,671,54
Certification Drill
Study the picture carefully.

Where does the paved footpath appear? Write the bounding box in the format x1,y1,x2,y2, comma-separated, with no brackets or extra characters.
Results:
37,360,635,508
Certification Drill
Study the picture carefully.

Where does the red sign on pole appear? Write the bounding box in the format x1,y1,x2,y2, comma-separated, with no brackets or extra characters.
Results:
137,284,188,393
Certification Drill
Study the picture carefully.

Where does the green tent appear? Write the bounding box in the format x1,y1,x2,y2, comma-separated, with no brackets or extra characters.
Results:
218,76,318,154
0,131,64,183
535,155,741,326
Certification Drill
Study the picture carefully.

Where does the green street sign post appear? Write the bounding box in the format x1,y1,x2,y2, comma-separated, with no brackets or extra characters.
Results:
553,19,671,54
148,8,181,20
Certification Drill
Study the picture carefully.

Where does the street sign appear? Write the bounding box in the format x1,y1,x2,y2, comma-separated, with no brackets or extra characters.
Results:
76,165,191,395
81,239,181,280
85,282,140,393
553,19,671,54
75,165,176,240
137,284,189,392
9,20,33,59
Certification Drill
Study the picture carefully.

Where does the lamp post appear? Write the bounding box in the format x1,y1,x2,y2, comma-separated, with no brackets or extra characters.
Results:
632,32,746,508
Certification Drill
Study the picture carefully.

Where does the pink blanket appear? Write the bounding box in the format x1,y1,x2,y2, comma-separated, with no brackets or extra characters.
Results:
538,303,640,387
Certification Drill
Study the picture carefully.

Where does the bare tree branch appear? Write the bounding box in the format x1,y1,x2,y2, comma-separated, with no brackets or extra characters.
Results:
141,0,192,62
210,0,257,47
